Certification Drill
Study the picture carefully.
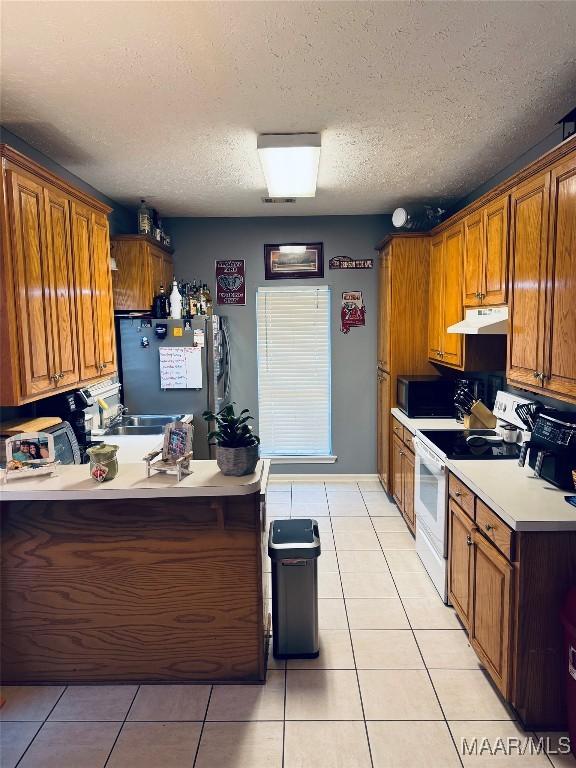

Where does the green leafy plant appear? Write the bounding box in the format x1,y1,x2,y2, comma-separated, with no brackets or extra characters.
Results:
203,403,260,448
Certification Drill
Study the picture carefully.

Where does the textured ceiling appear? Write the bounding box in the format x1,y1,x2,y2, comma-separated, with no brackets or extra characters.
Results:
2,1,575,217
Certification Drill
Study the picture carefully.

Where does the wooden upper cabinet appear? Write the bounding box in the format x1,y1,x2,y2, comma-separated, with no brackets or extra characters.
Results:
378,245,391,371
44,184,79,389
463,196,509,307
543,154,576,400
470,529,513,697
0,145,114,406
441,224,464,367
111,236,174,311
463,211,484,306
7,169,56,398
92,212,116,375
71,201,101,382
448,499,476,631
508,172,550,390
483,195,509,305
428,235,444,358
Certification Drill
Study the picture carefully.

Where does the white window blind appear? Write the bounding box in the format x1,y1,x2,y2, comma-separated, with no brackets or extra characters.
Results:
257,286,332,457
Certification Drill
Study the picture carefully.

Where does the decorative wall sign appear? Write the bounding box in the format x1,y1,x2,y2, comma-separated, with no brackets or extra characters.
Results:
329,256,373,270
341,291,366,334
216,260,246,305
264,243,324,280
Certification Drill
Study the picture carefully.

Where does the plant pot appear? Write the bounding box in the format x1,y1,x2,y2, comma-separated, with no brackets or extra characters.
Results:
216,445,259,476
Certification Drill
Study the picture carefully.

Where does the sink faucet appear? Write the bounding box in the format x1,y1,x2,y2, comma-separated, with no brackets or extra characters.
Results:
107,404,129,429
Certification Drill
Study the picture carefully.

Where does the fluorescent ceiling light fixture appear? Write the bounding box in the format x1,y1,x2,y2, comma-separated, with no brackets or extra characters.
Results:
257,133,321,198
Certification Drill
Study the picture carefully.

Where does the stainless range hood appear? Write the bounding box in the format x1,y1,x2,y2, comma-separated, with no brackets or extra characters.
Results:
447,307,508,335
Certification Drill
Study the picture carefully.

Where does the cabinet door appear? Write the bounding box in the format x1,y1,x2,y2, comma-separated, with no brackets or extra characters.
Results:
378,245,391,372
91,212,116,374
463,211,483,306
543,155,576,400
428,235,444,360
441,224,464,367
391,433,404,510
7,169,56,398
508,173,550,389
162,253,174,291
377,371,391,491
483,195,509,305
470,530,513,697
71,201,100,381
403,447,416,534
44,185,79,388
148,246,164,300
448,499,475,631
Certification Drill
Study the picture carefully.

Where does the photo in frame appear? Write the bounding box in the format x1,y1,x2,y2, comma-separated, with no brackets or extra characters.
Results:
4,432,57,479
264,242,324,280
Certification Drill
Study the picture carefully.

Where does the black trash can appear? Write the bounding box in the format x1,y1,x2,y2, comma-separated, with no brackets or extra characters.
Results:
268,518,321,659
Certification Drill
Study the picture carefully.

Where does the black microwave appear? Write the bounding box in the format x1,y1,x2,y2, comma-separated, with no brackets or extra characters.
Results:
396,376,455,418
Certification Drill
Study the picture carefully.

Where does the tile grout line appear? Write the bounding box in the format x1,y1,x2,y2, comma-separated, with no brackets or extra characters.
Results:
364,487,466,768
192,685,214,768
330,481,375,768
14,684,69,768
102,684,141,768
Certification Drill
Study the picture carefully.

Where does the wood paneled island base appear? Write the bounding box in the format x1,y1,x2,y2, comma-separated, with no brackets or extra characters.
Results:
1,491,268,684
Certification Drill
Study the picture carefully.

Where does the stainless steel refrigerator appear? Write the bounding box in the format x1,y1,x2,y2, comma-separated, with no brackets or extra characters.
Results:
117,316,231,459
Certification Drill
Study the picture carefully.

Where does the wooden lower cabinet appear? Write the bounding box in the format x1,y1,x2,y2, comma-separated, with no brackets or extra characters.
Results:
448,499,475,631
391,425,415,534
470,529,513,697
447,471,576,728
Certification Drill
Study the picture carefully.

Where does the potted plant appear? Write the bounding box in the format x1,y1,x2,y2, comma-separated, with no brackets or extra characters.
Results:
203,403,260,476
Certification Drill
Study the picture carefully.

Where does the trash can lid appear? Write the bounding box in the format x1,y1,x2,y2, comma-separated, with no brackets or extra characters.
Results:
268,519,321,558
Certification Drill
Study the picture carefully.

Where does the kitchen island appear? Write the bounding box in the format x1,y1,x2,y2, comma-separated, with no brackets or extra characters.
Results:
0,460,270,684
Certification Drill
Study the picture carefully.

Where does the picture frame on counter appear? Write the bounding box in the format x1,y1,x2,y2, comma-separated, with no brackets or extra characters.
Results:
264,242,324,280
3,432,57,481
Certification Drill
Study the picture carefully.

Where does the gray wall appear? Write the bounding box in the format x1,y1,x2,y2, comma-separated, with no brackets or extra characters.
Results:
166,215,392,475
449,126,565,214
0,126,135,235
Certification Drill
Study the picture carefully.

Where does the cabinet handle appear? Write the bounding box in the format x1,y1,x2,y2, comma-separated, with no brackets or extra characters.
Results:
485,523,494,532
57,372,64,380
102,363,108,370
466,535,473,546
538,372,545,382
50,373,59,383
454,491,462,497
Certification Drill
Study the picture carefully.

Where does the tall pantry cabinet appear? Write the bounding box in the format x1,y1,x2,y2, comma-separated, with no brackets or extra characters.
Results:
0,144,116,406
376,235,435,493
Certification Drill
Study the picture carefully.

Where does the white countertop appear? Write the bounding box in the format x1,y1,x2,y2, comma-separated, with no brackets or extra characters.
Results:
391,408,463,433
91,434,162,463
392,409,576,532
0,460,270,501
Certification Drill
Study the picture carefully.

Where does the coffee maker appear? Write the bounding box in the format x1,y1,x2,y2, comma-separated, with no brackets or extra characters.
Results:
518,410,576,490
38,388,94,457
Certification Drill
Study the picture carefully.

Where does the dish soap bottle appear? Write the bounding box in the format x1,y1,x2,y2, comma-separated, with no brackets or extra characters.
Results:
170,278,182,320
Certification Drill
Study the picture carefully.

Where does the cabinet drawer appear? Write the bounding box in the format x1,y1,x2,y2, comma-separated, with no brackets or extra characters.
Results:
402,428,414,450
476,500,514,561
392,417,404,441
448,474,475,519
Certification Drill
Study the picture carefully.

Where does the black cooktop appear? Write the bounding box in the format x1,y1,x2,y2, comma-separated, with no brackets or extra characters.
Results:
420,430,522,460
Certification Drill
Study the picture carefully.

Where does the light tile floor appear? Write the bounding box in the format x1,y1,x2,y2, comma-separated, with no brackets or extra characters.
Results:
1,479,573,767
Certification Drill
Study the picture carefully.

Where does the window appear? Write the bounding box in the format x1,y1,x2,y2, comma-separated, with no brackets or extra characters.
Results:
256,286,332,459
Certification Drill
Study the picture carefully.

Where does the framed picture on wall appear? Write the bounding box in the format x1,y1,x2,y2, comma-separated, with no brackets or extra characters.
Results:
264,242,324,280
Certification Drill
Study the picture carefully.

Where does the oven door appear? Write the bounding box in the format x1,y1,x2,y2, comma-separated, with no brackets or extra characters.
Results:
413,437,448,557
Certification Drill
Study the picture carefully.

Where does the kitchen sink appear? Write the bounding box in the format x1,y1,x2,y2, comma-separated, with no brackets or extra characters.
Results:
104,414,185,436
105,425,165,435
120,414,184,427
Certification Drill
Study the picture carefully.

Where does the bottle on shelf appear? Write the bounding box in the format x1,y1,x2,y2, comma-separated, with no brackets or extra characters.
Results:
188,281,199,317
151,283,169,319
204,284,213,316
138,200,153,235
169,278,182,320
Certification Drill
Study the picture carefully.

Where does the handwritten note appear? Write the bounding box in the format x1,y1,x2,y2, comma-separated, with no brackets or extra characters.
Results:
159,347,203,389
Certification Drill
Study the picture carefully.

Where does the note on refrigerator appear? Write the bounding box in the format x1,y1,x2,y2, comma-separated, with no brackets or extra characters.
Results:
159,347,203,389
